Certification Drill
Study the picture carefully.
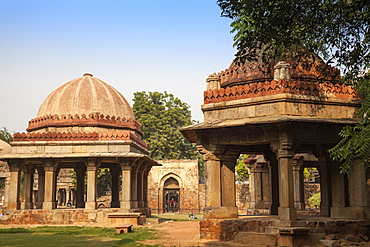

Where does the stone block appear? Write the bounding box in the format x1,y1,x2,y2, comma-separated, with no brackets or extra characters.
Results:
233,232,277,245
203,206,238,219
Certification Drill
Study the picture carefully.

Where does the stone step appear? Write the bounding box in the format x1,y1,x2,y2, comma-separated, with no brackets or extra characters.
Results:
233,232,278,245
205,241,276,247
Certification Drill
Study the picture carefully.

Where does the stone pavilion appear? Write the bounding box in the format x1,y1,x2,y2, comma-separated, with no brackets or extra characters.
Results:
0,73,159,218
180,56,370,245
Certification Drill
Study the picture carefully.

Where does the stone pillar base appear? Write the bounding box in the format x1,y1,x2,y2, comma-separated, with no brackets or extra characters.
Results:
85,201,97,209
25,202,34,209
111,201,120,208
203,206,238,219
278,207,297,221
43,202,56,210
7,202,20,210
250,201,271,209
331,206,370,219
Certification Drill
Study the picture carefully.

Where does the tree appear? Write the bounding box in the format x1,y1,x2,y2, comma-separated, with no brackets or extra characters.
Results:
217,0,370,171
235,154,249,182
133,91,200,160
0,127,12,143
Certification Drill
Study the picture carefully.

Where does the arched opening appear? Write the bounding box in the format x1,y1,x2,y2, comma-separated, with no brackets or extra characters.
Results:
163,177,180,213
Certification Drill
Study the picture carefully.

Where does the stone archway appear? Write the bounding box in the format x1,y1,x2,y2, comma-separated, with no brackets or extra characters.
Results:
164,177,180,212
159,173,184,213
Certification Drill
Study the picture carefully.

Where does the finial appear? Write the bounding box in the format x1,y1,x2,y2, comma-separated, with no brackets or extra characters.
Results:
83,73,93,77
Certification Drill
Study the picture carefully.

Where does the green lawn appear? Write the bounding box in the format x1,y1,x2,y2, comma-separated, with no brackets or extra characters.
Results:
0,226,160,247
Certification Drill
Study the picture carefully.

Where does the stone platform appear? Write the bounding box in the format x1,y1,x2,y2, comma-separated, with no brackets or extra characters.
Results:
0,209,148,226
202,215,370,246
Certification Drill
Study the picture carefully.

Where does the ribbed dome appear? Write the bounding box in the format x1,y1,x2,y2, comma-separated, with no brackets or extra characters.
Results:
37,73,135,119
0,140,11,155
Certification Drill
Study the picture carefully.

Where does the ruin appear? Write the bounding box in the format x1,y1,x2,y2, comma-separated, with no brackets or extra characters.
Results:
0,73,159,225
180,56,370,245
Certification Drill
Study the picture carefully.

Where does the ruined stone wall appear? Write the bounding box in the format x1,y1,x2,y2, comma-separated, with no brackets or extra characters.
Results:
236,182,250,215
147,160,200,214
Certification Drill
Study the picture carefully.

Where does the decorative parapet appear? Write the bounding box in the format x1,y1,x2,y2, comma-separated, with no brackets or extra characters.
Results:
12,131,147,148
204,79,358,104
27,113,142,133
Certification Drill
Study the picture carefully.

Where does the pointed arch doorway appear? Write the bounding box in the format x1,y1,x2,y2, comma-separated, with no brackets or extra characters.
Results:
163,177,180,213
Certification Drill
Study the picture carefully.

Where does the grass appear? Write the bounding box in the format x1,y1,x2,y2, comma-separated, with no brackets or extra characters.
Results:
0,226,160,247
151,213,202,221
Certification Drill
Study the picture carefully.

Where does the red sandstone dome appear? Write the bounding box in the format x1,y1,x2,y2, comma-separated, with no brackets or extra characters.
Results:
27,73,141,133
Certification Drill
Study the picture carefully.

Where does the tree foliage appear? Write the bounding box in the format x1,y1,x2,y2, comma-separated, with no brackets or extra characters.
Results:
217,0,369,76
236,154,249,182
133,91,200,160
218,0,370,171
0,127,12,143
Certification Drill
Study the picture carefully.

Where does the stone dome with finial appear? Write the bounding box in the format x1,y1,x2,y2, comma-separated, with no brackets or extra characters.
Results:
36,73,135,120
14,74,145,146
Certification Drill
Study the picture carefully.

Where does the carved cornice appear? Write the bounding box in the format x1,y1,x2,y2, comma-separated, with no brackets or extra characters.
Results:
12,131,148,149
204,79,358,104
27,113,142,133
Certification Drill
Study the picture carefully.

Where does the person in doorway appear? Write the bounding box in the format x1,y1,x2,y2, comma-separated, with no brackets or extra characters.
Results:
66,201,72,207
170,198,175,212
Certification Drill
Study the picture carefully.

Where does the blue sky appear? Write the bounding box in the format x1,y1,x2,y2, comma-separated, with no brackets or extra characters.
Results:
0,1,235,133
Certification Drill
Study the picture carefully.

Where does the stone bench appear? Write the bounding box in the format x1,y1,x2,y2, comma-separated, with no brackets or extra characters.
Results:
115,224,133,234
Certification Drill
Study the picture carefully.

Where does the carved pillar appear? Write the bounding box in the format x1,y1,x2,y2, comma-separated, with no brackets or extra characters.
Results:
314,147,332,217
221,160,236,207
85,159,99,209
347,159,369,219
330,161,348,217
110,165,120,208
74,164,86,208
43,161,57,210
23,165,35,209
36,166,45,209
292,155,305,210
8,161,21,210
199,145,239,219
130,161,142,209
120,161,132,211
246,157,271,210
272,137,297,221
137,167,144,208
143,165,150,208
266,151,279,215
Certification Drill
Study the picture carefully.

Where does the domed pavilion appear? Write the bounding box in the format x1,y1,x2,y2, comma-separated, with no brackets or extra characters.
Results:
1,73,158,215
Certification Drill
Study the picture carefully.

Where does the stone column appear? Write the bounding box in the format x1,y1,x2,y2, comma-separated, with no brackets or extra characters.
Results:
266,151,279,215
199,145,239,219
272,138,297,221
246,157,271,210
110,165,120,208
137,167,144,208
120,162,132,211
85,159,99,209
205,157,221,207
7,162,21,210
36,166,45,209
43,161,57,210
23,166,35,209
347,159,369,219
130,161,140,209
292,155,305,210
143,166,150,208
74,164,86,208
221,160,236,207
330,162,348,217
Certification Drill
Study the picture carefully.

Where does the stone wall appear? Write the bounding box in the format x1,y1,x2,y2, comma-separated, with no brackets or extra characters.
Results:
147,160,201,213
0,209,126,226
